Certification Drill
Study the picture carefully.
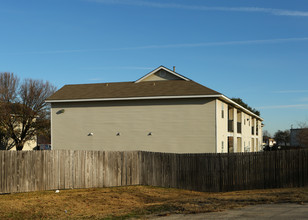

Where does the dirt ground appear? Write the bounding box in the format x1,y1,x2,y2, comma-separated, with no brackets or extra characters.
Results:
0,186,307,219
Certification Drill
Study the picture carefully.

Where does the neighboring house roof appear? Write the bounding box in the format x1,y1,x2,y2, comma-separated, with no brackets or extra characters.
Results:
46,66,263,121
290,128,308,131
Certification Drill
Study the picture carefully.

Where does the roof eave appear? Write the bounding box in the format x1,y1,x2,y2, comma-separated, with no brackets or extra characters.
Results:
220,95,263,121
46,94,221,103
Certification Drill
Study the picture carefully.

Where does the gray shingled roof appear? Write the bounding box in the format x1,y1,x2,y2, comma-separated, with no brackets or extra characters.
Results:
46,80,221,101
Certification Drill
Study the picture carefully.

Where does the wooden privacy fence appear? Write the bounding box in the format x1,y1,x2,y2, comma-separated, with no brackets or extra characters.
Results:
0,149,308,194
141,150,308,192
0,150,140,194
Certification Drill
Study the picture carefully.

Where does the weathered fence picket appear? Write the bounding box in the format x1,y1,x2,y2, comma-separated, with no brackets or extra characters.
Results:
0,149,307,194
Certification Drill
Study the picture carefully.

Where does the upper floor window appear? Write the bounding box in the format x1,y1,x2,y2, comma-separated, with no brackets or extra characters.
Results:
221,103,224,118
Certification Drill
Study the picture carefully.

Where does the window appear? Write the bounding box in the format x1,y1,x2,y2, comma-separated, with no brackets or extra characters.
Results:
221,103,224,118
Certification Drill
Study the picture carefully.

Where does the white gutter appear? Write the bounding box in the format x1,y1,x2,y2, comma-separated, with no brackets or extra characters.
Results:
219,95,263,121
46,94,263,121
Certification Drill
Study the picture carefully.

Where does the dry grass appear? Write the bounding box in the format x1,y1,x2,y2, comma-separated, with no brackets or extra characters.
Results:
0,186,307,219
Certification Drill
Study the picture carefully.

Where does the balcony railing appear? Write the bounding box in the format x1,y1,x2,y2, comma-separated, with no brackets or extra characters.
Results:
237,122,242,133
228,120,234,132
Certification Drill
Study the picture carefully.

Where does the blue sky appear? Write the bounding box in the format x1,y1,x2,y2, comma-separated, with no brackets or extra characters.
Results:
1,0,308,136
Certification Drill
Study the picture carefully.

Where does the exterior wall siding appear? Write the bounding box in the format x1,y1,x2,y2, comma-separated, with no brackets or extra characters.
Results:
51,98,216,153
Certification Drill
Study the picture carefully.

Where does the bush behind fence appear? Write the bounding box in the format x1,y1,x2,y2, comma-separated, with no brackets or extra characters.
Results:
0,149,307,194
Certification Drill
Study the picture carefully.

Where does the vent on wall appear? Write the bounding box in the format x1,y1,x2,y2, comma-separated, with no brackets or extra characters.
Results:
159,71,166,77
56,109,65,114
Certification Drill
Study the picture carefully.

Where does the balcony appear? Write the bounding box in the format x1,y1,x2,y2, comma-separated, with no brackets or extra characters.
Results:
228,120,234,132
237,122,242,133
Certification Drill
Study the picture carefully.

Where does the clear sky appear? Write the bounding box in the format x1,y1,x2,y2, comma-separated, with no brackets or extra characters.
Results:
1,0,308,136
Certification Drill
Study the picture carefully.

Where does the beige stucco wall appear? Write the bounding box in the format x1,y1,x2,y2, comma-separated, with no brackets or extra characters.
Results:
216,100,228,153
216,99,263,153
51,98,216,153
241,115,263,152
241,114,252,152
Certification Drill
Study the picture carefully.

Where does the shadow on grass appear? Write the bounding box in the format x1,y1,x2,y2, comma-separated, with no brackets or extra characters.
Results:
103,204,179,220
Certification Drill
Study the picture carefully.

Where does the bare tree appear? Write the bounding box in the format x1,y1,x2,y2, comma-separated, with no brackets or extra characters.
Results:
0,72,19,102
0,125,13,150
0,72,56,150
231,97,260,116
263,130,271,145
274,130,290,146
0,73,19,150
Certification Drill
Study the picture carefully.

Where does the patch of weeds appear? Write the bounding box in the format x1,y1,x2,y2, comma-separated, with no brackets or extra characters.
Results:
5,212,25,220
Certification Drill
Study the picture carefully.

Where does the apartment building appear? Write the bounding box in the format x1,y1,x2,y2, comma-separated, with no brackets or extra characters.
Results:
46,66,263,153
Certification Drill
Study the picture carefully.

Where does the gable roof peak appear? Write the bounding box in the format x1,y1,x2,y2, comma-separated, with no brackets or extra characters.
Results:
134,66,191,83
